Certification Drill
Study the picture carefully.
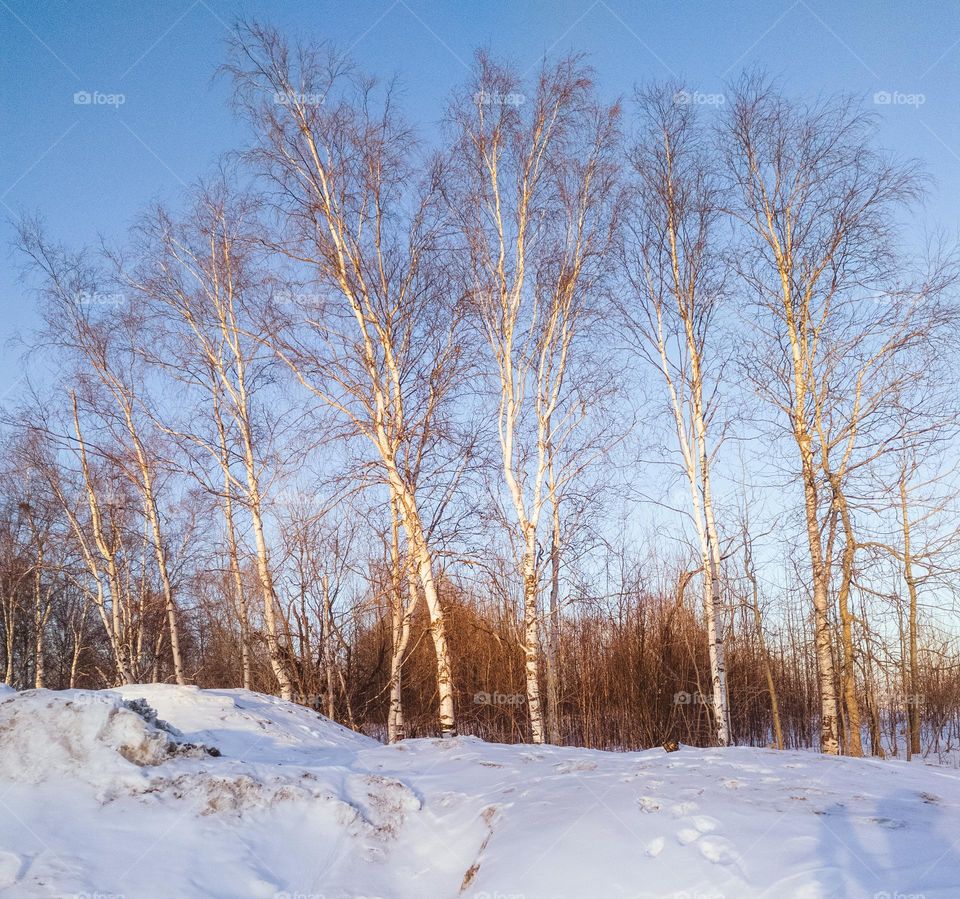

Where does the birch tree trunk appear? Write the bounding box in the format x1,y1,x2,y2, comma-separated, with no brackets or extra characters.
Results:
3,596,15,686
32,541,49,689
833,490,863,756
522,526,545,745
129,442,185,686
696,388,732,745
72,394,134,685
401,495,457,737
544,483,562,745
213,390,251,691
900,475,922,758
800,455,840,755
223,482,251,692
623,88,732,746
386,494,423,742
247,475,292,702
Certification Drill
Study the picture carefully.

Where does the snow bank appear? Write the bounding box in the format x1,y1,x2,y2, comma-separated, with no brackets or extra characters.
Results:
0,688,212,787
110,683,375,762
2,685,960,898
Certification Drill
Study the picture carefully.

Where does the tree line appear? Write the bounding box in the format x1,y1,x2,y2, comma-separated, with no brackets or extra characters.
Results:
4,23,960,759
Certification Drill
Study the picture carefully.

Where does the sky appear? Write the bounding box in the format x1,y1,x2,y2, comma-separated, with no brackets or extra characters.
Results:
2,0,960,403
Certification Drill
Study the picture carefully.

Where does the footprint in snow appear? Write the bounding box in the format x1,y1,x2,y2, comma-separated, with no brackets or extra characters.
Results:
637,796,661,813
645,837,665,857
677,787,704,799
697,835,740,866
670,801,699,818
676,815,719,845
244,877,282,898
0,852,21,888
690,815,719,833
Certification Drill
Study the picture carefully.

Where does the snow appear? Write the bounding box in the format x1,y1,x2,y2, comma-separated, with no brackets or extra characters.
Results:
1,686,959,897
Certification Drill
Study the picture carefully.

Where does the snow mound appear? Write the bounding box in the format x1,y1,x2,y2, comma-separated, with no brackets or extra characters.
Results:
109,683,375,763
3,685,960,898
0,688,214,787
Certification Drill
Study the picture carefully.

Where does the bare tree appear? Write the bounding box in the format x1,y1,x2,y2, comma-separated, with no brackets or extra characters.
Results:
620,82,732,746
18,225,188,686
446,52,620,742
123,186,295,700
721,75,929,753
226,24,466,735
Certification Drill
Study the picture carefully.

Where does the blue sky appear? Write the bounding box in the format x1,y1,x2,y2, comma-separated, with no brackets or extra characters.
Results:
2,0,959,400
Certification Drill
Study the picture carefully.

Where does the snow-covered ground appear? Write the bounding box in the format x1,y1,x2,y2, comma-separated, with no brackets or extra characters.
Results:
1,685,958,898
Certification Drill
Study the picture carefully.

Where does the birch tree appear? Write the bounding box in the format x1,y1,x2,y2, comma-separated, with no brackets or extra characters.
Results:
18,223,187,685
446,52,620,742
227,24,465,735
124,187,295,700
721,76,931,753
620,82,732,746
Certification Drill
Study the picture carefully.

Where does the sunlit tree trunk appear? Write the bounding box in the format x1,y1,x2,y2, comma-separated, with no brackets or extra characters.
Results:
387,494,419,742
544,475,562,745
72,394,134,685
900,474,922,758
